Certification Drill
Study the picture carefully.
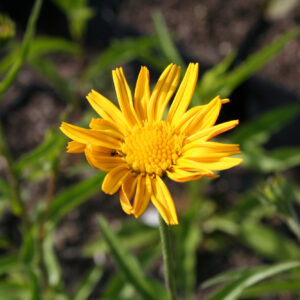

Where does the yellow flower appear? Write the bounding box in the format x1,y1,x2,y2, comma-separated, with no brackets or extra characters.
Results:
60,63,242,225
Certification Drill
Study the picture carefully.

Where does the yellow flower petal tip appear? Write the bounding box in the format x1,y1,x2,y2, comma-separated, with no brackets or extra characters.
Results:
60,63,242,225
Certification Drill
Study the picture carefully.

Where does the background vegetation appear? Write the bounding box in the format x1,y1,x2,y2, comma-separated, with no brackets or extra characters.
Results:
0,0,300,299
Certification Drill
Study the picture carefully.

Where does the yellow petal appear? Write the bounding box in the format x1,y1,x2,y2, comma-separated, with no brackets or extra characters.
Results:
167,168,205,182
120,172,137,215
174,105,203,131
148,64,181,122
181,96,222,136
67,141,85,153
60,122,121,149
176,157,218,176
89,118,124,140
182,142,241,160
102,165,130,195
183,141,240,153
186,120,239,143
87,144,113,155
167,63,199,125
113,67,140,127
86,90,128,133
132,175,151,218
150,176,178,225
134,66,150,121
178,157,243,171
85,148,125,172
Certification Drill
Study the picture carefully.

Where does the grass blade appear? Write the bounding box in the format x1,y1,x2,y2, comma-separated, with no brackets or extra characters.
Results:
73,265,103,300
49,173,104,225
152,11,184,66
0,0,43,100
205,261,300,300
98,215,159,300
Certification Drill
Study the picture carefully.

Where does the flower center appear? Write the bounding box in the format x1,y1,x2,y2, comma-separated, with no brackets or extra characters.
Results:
122,121,185,176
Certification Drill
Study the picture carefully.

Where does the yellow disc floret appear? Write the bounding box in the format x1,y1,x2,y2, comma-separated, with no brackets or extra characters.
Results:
122,121,185,176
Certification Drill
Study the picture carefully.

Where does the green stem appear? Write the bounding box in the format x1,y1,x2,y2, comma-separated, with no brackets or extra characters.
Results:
159,216,178,300
0,0,43,100
286,204,300,243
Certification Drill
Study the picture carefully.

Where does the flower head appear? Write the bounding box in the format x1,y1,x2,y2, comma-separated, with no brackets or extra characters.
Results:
60,63,242,225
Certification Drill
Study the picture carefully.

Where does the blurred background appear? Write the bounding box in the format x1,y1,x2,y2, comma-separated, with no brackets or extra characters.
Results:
0,0,300,299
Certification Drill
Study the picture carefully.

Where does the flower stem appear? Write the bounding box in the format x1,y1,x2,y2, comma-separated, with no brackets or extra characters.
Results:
159,216,178,300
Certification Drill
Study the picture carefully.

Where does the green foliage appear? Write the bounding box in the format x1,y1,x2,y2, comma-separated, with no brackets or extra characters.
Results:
232,103,300,172
82,36,163,91
0,0,43,100
198,27,300,103
72,265,103,300
51,0,94,41
203,261,300,300
98,216,166,300
49,173,104,225
152,11,184,66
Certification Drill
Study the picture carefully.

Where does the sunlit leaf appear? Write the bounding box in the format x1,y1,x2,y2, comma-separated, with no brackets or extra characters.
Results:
239,221,300,261
198,28,300,102
204,261,300,300
152,11,184,66
98,215,164,300
73,265,103,300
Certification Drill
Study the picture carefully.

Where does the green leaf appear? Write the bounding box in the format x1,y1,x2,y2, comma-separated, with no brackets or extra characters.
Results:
0,178,13,200
98,215,162,300
20,229,36,265
29,36,81,57
202,267,254,289
174,208,202,299
198,28,300,102
242,278,300,297
266,147,300,170
28,268,41,300
82,36,160,86
204,261,300,300
239,221,300,261
49,173,104,225
0,46,18,75
29,57,76,103
43,233,63,287
73,265,103,300
84,220,158,257
151,11,184,66
219,27,300,96
241,146,300,173
198,51,236,102
0,282,29,300
15,129,66,176
69,6,94,41
0,0,43,100
232,104,300,147
51,0,94,41
0,255,20,275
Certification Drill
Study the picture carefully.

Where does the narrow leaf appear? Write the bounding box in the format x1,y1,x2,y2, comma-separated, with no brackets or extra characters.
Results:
0,0,43,100
98,215,159,300
73,265,103,300
205,261,300,300
152,11,184,66
231,104,300,146
49,173,104,225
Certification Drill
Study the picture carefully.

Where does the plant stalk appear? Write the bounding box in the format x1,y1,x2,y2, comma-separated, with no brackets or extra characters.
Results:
159,216,178,300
